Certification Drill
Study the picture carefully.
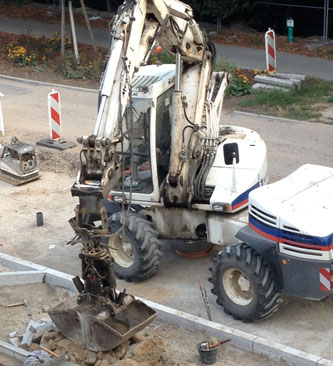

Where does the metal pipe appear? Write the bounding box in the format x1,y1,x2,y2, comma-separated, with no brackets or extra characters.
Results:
69,1,80,64
323,0,329,44
175,52,181,91
61,0,65,56
80,0,98,54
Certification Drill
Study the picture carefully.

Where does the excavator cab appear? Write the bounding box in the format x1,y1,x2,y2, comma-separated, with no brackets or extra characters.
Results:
111,65,175,203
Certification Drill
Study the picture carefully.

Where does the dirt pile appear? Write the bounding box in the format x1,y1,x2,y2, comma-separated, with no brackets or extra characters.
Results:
36,147,80,177
29,330,172,366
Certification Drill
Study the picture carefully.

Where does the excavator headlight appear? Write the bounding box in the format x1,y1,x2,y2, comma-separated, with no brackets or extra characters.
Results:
212,203,230,212
112,195,123,203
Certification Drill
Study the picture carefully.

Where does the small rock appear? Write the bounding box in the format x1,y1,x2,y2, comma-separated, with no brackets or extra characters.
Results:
29,343,40,352
54,332,64,342
96,360,113,366
113,359,139,366
101,360,112,366
103,352,119,363
41,331,57,344
114,340,130,360
57,338,72,350
97,351,104,360
85,350,97,366
45,339,56,351
73,351,84,362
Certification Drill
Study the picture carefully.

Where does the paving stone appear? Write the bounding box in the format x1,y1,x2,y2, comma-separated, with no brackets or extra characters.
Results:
21,330,34,348
9,338,20,347
254,75,298,88
252,83,287,92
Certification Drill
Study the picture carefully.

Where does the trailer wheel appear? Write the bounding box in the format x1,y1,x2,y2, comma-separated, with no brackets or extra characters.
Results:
210,243,280,322
107,212,162,282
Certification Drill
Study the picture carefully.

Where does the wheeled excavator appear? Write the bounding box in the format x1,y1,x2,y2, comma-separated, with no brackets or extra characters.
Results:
49,0,333,347
49,0,268,349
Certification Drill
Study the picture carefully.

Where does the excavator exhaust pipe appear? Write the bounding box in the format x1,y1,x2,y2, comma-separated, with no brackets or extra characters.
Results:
48,295,157,352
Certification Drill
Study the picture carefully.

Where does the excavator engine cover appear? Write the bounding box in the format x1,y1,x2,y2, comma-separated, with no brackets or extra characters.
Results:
48,295,157,352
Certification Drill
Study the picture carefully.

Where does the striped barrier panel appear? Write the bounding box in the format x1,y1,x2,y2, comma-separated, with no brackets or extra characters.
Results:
265,28,276,73
48,90,61,140
319,267,332,292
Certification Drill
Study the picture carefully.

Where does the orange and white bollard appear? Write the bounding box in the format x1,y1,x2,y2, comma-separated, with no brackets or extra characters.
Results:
37,90,76,150
265,28,276,73
48,90,62,140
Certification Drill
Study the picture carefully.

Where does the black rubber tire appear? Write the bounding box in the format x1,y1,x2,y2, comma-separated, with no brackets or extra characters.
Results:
107,212,163,282
209,243,280,322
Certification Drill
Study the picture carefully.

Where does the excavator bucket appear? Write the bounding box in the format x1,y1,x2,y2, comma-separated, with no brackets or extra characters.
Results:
48,295,157,352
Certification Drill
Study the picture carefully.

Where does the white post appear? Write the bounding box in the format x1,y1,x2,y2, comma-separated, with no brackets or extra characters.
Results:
69,1,80,64
0,92,4,136
61,0,65,56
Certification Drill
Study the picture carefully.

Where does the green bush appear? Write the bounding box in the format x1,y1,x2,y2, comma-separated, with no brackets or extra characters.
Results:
186,0,258,22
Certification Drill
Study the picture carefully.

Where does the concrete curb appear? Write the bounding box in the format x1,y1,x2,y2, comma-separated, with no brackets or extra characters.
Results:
0,271,45,286
0,74,98,93
0,340,31,362
231,110,306,125
0,253,332,366
231,110,333,126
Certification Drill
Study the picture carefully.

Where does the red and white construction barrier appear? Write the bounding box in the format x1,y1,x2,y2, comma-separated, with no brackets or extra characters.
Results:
37,90,76,150
48,90,61,140
265,28,276,72
0,92,4,136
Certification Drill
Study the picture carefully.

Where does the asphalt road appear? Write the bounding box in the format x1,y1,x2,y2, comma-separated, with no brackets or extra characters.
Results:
0,14,333,80
0,77,332,361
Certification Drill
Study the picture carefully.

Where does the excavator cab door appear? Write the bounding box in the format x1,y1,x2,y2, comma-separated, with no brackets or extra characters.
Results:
111,87,173,204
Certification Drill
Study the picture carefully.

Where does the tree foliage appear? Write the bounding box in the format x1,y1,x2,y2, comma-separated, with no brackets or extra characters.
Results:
185,0,258,22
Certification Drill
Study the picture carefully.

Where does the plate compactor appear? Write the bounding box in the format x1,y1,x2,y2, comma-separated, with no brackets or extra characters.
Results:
0,137,39,185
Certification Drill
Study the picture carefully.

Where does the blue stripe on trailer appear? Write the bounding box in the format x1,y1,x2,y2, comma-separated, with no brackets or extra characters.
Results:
249,214,333,251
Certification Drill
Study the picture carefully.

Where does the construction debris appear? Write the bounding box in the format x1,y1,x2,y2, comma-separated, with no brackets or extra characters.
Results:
23,350,50,366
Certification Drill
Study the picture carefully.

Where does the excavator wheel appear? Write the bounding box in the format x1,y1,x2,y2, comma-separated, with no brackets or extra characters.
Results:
107,212,163,282
209,243,281,322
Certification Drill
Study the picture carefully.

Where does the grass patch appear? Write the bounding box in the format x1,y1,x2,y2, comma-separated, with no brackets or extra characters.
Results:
326,49,333,60
236,77,333,120
215,58,237,73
